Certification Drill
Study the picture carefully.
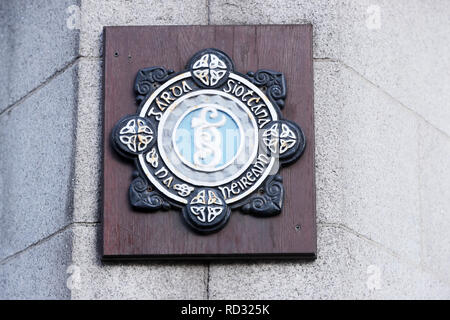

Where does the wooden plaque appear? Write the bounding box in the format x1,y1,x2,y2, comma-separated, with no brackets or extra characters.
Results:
102,25,316,260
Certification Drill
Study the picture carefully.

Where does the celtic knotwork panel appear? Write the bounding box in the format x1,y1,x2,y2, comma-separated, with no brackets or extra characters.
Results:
262,120,306,165
188,48,233,89
183,188,230,233
119,119,153,153
192,53,227,86
111,48,305,234
112,116,155,157
263,122,297,154
279,123,297,154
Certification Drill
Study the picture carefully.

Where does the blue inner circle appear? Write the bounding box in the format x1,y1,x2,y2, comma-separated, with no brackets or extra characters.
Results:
174,106,241,170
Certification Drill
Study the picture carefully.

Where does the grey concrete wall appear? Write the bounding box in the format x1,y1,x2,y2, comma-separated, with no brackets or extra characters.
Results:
1,0,449,299
0,0,80,113
0,0,80,299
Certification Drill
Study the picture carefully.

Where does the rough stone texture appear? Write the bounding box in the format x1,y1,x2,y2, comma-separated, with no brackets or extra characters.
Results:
0,2,9,112
70,224,207,299
0,0,80,112
336,0,450,138
0,227,72,299
0,65,78,260
79,0,208,57
208,224,450,299
72,58,102,223
419,122,450,284
315,61,421,261
210,0,450,135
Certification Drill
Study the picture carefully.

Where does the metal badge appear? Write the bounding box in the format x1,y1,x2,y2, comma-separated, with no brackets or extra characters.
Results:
112,48,306,234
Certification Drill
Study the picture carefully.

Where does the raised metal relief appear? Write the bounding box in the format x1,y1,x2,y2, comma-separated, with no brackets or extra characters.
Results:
112,48,306,234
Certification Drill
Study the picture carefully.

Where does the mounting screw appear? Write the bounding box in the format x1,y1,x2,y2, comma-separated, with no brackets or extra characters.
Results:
295,224,301,231
114,51,119,57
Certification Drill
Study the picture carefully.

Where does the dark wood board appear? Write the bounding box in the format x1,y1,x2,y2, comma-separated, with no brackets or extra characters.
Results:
102,25,316,260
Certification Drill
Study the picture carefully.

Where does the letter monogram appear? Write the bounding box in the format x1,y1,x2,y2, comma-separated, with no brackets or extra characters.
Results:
191,106,226,169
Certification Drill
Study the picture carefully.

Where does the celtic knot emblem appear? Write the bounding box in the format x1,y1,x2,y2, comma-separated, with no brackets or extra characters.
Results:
183,189,230,232
192,53,227,86
119,118,153,152
263,121,298,154
189,189,224,222
262,120,305,164
188,49,233,89
112,48,305,234
113,116,155,156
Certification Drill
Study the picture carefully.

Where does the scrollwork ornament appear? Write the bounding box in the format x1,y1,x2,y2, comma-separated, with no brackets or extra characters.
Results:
247,70,287,110
129,172,171,211
241,174,284,217
134,67,175,103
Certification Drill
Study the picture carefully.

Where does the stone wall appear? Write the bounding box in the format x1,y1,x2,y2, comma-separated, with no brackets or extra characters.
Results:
0,0,79,299
1,0,449,299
